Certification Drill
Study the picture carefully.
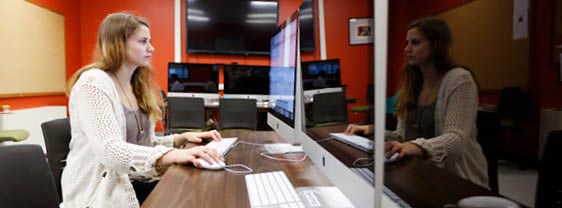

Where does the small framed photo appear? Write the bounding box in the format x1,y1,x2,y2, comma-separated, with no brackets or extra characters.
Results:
349,17,374,45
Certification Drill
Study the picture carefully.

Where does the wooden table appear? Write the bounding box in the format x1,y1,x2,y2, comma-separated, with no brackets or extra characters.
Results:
306,124,528,208
142,131,331,208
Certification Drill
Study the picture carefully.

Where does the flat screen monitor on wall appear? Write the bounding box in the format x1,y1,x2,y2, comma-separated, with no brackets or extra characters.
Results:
223,64,270,95
267,11,299,142
186,0,279,55
299,0,315,52
167,62,219,95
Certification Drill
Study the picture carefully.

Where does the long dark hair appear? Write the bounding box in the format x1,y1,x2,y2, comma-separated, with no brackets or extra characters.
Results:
396,17,454,120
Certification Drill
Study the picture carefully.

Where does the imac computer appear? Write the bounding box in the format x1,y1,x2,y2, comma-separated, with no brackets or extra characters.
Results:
267,11,300,144
295,1,399,207
167,62,220,104
223,64,270,102
301,59,343,103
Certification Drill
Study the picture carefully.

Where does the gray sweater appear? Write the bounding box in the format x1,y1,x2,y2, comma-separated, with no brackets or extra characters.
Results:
387,67,489,188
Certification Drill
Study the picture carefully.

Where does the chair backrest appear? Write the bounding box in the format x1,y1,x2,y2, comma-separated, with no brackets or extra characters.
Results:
0,145,60,207
167,97,206,130
219,98,257,130
476,110,500,193
535,130,562,208
41,117,71,202
497,87,526,121
312,91,347,125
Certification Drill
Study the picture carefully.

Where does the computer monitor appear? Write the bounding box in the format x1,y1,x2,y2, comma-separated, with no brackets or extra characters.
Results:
223,64,270,101
267,11,299,144
167,62,220,101
301,59,343,103
301,59,341,90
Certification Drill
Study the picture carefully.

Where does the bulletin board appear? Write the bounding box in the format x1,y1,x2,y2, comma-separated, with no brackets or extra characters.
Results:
0,0,66,97
437,0,531,90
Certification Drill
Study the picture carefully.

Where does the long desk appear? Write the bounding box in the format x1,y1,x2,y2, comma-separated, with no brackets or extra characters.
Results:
141,131,331,208
306,124,528,208
143,129,527,208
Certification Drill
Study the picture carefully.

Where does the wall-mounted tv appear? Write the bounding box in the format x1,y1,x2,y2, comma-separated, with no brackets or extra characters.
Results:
186,0,279,55
299,0,315,52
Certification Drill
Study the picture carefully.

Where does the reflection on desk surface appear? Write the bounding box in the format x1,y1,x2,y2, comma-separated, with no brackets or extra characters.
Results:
142,130,528,208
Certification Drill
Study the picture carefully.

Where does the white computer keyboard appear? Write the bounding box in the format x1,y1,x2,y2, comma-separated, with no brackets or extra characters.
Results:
330,133,373,152
245,171,305,208
205,137,238,155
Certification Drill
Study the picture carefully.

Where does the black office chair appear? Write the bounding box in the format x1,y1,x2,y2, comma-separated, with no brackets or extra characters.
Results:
535,130,562,208
312,91,347,126
0,145,60,207
476,111,500,193
166,97,206,134
219,98,257,131
496,87,530,167
41,117,71,202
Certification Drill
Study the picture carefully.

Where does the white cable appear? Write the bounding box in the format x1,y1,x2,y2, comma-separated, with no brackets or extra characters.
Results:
352,157,374,167
259,152,308,162
234,141,307,162
224,164,253,174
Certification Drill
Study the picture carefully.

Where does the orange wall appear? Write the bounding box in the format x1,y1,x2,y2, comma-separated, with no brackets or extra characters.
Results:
2,0,374,124
323,0,372,122
0,0,81,110
79,0,175,91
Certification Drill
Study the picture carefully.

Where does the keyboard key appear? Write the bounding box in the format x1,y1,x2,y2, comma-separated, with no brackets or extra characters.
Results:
245,171,304,207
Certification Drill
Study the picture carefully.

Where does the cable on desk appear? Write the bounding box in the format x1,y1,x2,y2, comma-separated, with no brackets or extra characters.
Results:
259,152,308,162
234,141,308,162
352,157,374,167
224,164,253,174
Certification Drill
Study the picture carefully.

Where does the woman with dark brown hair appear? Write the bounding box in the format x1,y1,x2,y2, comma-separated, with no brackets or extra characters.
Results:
345,17,488,188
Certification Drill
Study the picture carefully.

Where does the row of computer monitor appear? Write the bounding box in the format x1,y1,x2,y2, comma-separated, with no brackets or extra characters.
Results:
171,9,377,208
167,59,341,95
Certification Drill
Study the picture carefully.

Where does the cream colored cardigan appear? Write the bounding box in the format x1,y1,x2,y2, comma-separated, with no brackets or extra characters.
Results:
61,69,175,208
387,67,489,188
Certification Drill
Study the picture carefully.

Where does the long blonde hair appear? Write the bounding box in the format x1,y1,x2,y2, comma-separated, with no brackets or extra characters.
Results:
66,12,161,121
396,17,453,120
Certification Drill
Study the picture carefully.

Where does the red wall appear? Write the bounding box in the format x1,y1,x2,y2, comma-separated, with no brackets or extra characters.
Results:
323,0,372,122
0,0,81,110
79,0,175,91
389,0,561,109
532,0,562,108
2,0,374,124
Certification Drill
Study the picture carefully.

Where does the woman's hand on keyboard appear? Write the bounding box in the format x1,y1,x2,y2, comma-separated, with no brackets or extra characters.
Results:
344,124,374,135
156,146,224,166
174,130,222,146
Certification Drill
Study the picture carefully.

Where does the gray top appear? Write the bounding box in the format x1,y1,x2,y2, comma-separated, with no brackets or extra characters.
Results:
405,101,436,141
385,67,488,188
123,104,151,146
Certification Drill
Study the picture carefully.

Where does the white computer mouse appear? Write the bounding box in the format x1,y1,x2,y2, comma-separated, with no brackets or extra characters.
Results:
457,196,519,208
196,159,226,170
384,152,399,163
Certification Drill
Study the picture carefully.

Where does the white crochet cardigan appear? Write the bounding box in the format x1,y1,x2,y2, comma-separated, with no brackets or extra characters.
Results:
387,67,489,188
61,69,175,208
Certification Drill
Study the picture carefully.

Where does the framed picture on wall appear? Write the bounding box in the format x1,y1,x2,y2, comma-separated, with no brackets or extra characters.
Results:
349,17,373,45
